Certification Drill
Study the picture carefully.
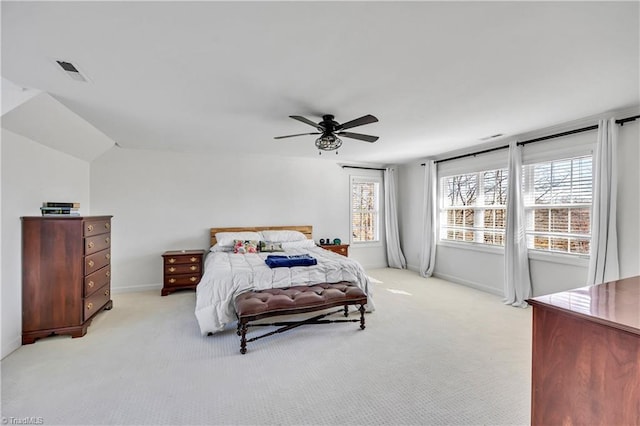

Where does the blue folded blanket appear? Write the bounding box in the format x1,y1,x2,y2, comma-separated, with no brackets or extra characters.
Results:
265,254,318,268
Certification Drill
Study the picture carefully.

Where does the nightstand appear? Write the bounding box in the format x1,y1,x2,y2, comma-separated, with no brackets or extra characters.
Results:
161,249,205,296
320,244,349,257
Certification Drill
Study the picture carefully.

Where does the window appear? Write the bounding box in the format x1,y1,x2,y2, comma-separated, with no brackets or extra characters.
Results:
350,177,380,243
439,169,508,246
523,155,592,255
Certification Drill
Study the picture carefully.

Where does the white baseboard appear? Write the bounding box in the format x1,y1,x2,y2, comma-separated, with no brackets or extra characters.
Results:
432,272,504,297
111,283,162,294
2,335,22,359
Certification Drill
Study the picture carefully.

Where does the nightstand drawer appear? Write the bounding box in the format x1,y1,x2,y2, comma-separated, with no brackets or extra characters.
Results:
164,263,201,275
164,274,201,287
84,219,111,237
164,254,202,265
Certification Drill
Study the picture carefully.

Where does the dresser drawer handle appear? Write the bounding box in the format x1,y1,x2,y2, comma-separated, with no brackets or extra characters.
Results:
87,302,94,310
169,267,176,272
105,253,110,260
87,224,94,232
106,271,110,278
190,265,197,271
105,223,110,230
105,237,110,244
169,278,176,284
104,289,110,296
190,257,197,262
168,258,176,264
88,281,95,288
190,277,197,282
88,260,95,268
88,241,95,249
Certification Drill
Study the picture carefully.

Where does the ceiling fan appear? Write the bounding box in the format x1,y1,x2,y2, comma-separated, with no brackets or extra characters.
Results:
274,114,379,154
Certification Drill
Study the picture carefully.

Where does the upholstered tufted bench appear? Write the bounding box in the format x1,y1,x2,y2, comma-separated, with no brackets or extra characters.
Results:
234,282,367,354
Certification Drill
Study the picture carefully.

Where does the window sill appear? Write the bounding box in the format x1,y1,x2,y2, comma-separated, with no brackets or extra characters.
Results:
528,250,589,267
437,240,590,267
351,241,383,248
437,240,504,255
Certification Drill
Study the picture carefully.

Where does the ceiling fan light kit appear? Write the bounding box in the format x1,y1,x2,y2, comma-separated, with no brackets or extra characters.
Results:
275,114,379,154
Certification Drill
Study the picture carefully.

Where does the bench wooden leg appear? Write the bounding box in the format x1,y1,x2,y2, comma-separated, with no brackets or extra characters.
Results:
240,321,248,354
343,305,349,317
359,305,366,330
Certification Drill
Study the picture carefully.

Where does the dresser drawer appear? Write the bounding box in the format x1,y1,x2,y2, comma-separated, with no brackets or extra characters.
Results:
84,284,111,321
85,249,111,275
164,274,201,287
84,265,111,297
84,219,111,237
85,234,111,255
164,263,201,275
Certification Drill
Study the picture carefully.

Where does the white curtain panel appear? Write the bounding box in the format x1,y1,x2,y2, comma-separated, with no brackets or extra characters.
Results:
586,118,619,285
384,167,407,269
419,160,437,277
504,142,532,307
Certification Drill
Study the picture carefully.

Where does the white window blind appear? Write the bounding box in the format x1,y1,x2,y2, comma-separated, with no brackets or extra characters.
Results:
522,155,593,255
350,177,380,243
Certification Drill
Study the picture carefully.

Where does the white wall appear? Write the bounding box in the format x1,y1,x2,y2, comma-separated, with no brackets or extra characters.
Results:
1,129,91,358
399,118,640,297
90,148,388,292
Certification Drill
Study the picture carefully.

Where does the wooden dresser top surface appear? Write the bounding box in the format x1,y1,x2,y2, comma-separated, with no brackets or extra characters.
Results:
528,275,640,335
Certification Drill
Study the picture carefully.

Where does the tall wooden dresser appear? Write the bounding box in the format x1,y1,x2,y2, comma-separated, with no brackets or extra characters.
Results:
21,216,113,344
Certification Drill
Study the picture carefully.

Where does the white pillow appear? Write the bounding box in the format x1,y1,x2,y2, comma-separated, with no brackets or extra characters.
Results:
215,231,263,247
260,230,307,242
209,243,232,252
281,239,316,249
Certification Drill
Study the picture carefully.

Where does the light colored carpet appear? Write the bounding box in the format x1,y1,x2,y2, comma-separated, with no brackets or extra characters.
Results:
1,268,531,425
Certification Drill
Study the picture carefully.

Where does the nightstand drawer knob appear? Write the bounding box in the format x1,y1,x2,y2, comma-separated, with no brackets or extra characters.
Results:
190,257,197,262
190,277,197,282
88,281,95,288
106,271,110,278
105,237,110,244
105,223,110,230
105,253,110,260
104,289,110,296
87,224,94,232
190,265,197,271
168,258,176,264
87,302,93,310
169,267,176,272
88,260,95,268
169,278,176,284
88,241,95,249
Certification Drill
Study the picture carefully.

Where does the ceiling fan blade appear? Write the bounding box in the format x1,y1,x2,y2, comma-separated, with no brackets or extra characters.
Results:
336,114,378,131
337,132,379,143
274,132,320,140
289,115,325,130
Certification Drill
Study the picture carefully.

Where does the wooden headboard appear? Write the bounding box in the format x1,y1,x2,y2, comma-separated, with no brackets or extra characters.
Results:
210,225,313,246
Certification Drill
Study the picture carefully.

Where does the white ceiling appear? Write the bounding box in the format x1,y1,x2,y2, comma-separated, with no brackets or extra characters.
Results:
2,1,638,164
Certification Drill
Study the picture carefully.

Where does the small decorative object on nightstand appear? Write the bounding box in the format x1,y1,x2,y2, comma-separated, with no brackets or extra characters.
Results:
161,249,205,296
320,244,349,257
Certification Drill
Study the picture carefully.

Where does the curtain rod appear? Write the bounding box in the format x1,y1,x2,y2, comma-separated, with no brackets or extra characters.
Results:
341,165,386,171
421,114,639,166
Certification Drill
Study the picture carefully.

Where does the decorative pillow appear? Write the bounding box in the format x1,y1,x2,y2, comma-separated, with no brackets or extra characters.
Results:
281,239,317,249
260,230,307,242
233,240,259,254
259,241,285,252
216,231,262,247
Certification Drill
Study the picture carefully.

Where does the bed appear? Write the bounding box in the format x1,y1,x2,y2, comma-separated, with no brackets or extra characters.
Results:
195,225,375,335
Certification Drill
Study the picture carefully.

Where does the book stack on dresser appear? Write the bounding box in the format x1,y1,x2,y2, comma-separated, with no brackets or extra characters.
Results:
40,201,81,216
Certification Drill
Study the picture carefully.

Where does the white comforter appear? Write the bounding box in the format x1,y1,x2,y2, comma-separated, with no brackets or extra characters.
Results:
195,246,374,335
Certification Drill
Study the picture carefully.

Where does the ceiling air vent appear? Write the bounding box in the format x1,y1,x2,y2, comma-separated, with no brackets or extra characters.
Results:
55,60,88,82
